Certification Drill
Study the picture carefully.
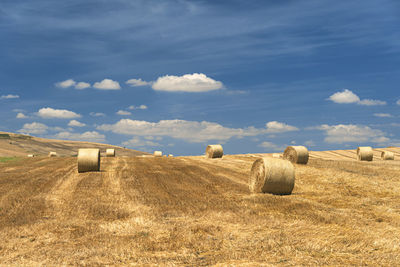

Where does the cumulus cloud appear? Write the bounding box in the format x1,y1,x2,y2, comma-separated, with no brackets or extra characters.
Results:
37,107,81,119
1,94,20,99
128,105,148,110
68,120,86,127
328,89,386,106
122,137,161,148
53,131,106,143
373,113,392,118
265,121,299,133
397,99,400,105
126,78,151,87
90,112,106,117
18,122,48,134
116,110,132,116
316,124,388,144
75,82,91,90
304,140,316,147
56,79,76,88
152,73,223,92
97,119,296,143
93,79,121,90
258,141,285,151
16,113,28,119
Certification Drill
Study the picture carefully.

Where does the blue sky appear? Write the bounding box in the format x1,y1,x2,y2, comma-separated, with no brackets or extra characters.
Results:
1,0,399,155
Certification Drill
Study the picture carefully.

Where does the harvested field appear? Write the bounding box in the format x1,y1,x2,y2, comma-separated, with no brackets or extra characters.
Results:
0,148,400,265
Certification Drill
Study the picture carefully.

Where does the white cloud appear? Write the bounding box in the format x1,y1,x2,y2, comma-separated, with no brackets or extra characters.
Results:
18,122,48,135
128,104,148,110
97,119,269,143
397,99,400,105
1,94,20,99
317,124,388,144
68,120,86,127
265,121,299,133
126,78,151,87
90,112,106,117
152,73,223,92
373,113,392,118
328,89,386,106
75,82,91,90
16,113,28,119
93,79,121,90
37,107,81,119
258,141,285,152
116,110,132,116
304,140,316,147
53,131,106,143
56,79,76,88
122,137,161,148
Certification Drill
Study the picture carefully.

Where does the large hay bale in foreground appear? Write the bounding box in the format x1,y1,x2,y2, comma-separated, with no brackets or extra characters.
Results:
48,152,57,157
357,146,373,161
154,151,162,157
106,148,115,157
381,151,394,160
206,144,223,158
249,157,295,195
78,149,100,173
283,146,308,164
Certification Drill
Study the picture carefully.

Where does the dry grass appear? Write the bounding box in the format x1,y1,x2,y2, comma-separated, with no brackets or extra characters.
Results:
0,150,400,265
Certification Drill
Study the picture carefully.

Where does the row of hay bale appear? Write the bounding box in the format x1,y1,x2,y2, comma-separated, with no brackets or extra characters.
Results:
77,148,117,173
357,146,394,161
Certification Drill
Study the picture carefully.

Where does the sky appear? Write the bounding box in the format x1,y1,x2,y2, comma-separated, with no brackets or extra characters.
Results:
1,0,399,155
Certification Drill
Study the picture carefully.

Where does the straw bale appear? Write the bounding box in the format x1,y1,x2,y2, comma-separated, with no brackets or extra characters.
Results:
357,146,373,161
27,154,34,158
206,144,223,158
106,148,115,157
249,157,295,195
168,154,173,157
154,151,163,157
283,146,309,164
48,152,57,157
381,151,394,160
78,148,100,173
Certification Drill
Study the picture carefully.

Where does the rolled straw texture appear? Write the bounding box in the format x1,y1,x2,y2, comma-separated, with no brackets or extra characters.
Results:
206,144,223,158
154,151,163,157
48,152,57,157
249,157,295,195
106,149,115,157
283,146,309,164
357,146,373,161
78,149,100,173
381,151,394,160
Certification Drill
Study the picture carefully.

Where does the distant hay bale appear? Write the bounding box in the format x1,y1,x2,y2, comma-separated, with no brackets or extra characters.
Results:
272,153,282,159
168,154,173,157
78,148,100,173
357,146,373,161
283,146,309,164
106,148,115,157
27,154,34,158
48,152,57,157
154,151,162,157
381,151,394,160
249,157,295,195
206,144,223,158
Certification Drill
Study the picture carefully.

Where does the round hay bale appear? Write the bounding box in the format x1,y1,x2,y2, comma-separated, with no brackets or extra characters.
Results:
249,157,295,195
48,152,57,157
106,148,115,157
381,151,394,160
272,153,282,159
154,151,162,157
168,154,173,157
206,144,223,158
283,146,309,164
357,146,373,161
27,154,34,158
78,148,100,173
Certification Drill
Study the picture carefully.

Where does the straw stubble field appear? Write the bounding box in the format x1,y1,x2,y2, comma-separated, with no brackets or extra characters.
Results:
0,149,400,265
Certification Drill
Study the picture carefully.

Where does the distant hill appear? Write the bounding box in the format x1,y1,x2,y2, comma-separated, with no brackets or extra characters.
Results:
0,131,148,157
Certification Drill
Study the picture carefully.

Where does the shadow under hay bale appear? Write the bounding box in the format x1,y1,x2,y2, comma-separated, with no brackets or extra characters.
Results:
283,146,309,164
206,144,223,158
78,149,100,173
249,157,295,195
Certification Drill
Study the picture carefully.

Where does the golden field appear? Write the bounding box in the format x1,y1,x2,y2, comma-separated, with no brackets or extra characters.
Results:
0,145,399,266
